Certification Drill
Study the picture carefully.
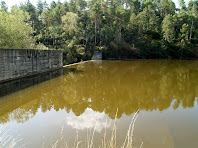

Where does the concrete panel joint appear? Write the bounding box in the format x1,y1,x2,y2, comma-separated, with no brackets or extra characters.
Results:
0,49,63,83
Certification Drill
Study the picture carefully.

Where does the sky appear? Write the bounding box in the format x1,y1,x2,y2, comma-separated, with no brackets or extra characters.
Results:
4,0,65,10
3,0,191,10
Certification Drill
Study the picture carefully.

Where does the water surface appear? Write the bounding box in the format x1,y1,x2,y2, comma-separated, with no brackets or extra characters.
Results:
0,60,198,148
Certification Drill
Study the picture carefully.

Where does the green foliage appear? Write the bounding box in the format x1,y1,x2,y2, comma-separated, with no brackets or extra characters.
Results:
62,12,79,36
1,0,198,60
35,43,49,50
162,14,175,42
0,7,35,49
0,1,7,12
37,0,44,15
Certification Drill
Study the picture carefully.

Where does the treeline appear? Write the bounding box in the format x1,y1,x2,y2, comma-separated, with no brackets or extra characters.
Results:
1,0,198,63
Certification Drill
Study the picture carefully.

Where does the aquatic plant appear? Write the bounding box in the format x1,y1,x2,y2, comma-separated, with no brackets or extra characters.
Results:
50,110,142,148
0,125,24,148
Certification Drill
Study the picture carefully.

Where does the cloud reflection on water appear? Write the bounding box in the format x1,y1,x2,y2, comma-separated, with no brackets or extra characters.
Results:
66,108,112,132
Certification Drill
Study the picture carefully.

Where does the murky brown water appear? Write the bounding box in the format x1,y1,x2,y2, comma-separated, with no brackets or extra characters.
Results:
0,60,198,148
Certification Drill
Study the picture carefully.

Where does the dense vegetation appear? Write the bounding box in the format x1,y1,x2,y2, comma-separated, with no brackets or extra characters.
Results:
1,0,198,63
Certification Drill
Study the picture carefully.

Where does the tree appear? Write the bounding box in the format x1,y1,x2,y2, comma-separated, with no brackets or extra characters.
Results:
20,0,39,29
2,0,197,59
130,13,137,31
62,12,79,37
179,0,186,10
50,1,56,9
136,4,159,35
188,1,198,41
76,0,87,12
116,5,126,39
69,0,77,12
130,0,140,14
62,12,86,63
0,1,7,12
162,14,175,42
37,0,44,16
90,0,103,45
160,0,175,18
0,7,35,49
180,23,189,47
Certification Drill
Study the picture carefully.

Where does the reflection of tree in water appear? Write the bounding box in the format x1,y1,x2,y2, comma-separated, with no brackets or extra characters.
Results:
0,60,198,123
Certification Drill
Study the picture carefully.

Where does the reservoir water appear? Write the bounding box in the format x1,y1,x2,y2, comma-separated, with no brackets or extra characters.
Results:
0,60,198,148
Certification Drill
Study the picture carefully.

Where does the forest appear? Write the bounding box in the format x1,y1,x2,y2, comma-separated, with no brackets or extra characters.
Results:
1,0,198,63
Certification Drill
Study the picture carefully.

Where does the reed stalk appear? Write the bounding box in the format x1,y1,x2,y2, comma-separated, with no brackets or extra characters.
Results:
58,109,142,148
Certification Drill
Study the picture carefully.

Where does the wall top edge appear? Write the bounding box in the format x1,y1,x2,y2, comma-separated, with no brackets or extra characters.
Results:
0,48,63,52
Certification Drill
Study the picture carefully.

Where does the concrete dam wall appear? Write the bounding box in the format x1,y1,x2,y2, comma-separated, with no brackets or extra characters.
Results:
0,49,63,82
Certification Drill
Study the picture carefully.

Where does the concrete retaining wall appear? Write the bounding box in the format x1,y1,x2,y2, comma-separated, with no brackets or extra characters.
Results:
0,49,63,82
0,69,63,97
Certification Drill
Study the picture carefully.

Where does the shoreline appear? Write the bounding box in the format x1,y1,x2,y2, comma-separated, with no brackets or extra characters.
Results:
63,60,95,67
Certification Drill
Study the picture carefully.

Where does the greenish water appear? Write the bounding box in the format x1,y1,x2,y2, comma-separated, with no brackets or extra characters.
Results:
0,60,198,148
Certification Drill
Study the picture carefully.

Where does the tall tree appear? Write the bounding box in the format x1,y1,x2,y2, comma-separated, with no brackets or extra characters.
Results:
0,7,34,48
90,0,103,45
20,0,39,29
162,14,175,42
0,1,7,12
37,0,44,16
